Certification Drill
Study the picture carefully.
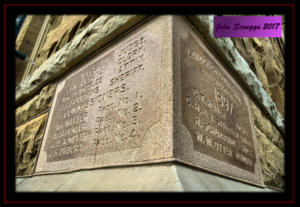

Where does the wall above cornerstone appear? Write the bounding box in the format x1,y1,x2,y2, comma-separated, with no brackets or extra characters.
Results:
15,15,46,85
15,15,285,192
231,37,285,117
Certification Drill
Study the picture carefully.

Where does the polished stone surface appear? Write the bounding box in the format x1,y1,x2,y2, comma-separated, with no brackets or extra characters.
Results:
172,16,263,187
36,16,174,173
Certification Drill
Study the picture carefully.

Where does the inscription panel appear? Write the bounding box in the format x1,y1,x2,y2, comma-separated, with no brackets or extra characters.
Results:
181,34,257,173
37,30,161,170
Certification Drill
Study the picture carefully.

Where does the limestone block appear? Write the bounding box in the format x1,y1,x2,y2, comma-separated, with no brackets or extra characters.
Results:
16,83,56,126
250,101,284,152
15,113,48,175
35,15,91,69
270,84,285,117
186,15,284,134
16,15,146,105
231,38,273,96
231,37,285,117
253,53,272,96
255,126,285,189
15,15,47,85
230,38,254,65
16,16,33,50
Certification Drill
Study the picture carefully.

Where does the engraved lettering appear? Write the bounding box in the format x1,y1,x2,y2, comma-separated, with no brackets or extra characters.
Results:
43,30,160,163
181,34,256,173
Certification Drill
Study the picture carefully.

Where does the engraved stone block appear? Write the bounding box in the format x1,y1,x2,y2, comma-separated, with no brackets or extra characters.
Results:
173,16,263,186
36,16,264,187
36,16,173,173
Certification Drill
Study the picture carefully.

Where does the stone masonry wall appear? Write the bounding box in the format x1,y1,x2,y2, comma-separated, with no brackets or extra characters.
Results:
34,16,99,68
15,15,99,175
30,15,100,76
15,15,285,190
231,38,285,117
15,15,46,85
15,14,146,176
231,36,285,190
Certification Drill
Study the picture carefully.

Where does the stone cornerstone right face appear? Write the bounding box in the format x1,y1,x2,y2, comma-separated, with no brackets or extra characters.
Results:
173,16,264,187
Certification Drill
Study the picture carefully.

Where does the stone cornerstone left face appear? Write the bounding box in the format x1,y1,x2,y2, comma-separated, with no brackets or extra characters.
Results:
35,16,174,173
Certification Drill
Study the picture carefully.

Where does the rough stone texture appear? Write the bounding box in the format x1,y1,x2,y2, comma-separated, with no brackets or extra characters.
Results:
250,100,284,152
231,37,285,117
16,16,33,50
34,15,96,70
16,163,276,192
187,15,285,135
15,15,46,85
15,113,48,175
15,83,56,126
255,126,285,190
16,15,146,105
48,15,64,32
16,15,46,51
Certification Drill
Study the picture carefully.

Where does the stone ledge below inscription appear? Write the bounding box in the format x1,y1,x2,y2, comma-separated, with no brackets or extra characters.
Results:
16,163,277,192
